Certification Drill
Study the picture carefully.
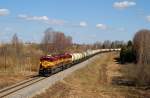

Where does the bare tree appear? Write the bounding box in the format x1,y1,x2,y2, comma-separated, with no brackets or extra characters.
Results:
132,29,150,85
102,40,112,49
133,29,150,65
0,45,8,71
41,28,72,54
41,28,55,54
12,34,19,47
53,32,72,53
53,32,65,52
11,33,23,57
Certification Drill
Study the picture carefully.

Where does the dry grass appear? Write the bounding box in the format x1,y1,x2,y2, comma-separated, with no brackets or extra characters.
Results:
0,44,44,73
34,52,150,98
0,72,36,89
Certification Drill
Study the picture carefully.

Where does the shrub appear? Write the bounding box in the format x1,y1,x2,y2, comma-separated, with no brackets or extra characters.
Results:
120,41,135,64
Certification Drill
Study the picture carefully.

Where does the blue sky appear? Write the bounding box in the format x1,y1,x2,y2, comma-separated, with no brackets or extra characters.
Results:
0,0,150,44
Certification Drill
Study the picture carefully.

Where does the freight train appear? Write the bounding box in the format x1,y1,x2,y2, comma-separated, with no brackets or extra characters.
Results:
39,48,120,76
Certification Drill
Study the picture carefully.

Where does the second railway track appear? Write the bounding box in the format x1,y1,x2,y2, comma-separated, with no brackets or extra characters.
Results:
0,76,46,98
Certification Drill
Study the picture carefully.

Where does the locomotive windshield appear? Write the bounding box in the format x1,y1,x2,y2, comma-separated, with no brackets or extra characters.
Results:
40,56,56,62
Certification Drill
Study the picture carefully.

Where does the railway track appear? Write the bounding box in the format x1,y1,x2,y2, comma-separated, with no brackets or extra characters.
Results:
0,76,46,98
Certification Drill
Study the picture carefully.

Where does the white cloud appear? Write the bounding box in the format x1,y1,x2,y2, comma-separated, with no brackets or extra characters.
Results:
79,21,87,27
18,14,65,25
18,14,48,21
0,8,9,16
96,24,108,30
113,1,136,9
146,16,150,22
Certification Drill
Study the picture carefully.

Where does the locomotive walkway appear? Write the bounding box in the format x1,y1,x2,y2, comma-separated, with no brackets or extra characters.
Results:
0,53,103,98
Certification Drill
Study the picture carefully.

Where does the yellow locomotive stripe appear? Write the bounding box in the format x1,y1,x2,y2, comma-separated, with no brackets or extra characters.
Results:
41,61,55,68
40,58,72,68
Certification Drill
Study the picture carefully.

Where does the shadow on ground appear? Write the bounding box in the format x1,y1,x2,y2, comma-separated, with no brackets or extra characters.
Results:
111,57,150,98
112,57,136,86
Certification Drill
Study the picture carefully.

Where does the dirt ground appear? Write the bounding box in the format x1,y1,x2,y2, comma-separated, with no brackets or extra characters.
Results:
34,52,150,98
0,72,36,89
